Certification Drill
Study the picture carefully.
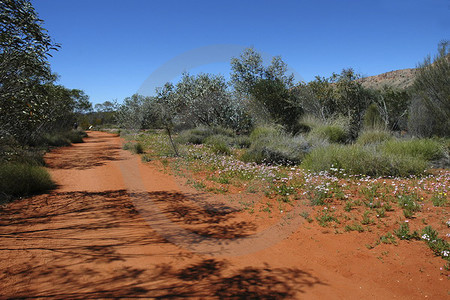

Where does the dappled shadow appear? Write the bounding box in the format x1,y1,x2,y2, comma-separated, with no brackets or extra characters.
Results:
0,190,326,298
144,191,256,239
45,143,123,170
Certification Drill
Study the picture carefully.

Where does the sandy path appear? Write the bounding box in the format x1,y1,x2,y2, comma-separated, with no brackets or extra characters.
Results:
0,131,447,299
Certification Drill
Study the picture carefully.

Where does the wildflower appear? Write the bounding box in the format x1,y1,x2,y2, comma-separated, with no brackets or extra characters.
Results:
442,250,449,257
422,234,430,241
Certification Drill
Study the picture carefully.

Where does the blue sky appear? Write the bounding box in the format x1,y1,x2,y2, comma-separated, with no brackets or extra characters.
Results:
32,0,449,105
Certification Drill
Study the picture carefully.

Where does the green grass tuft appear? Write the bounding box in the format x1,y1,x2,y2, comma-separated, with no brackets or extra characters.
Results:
301,144,428,177
0,163,55,196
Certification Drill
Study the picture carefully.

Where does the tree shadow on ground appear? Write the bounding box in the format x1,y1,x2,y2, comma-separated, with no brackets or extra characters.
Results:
45,143,123,170
0,190,326,298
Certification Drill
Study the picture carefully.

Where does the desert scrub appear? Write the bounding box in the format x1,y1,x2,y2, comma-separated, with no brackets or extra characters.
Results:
309,124,348,144
356,129,392,145
242,131,309,165
0,162,55,196
301,144,427,177
176,126,235,145
204,135,232,155
381,138,444,161
123,142,144,154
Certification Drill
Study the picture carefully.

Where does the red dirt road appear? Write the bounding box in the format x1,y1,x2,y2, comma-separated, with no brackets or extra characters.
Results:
0,131,448,299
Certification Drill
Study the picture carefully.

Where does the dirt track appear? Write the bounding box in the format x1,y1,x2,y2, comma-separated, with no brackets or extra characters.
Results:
0,131,447,299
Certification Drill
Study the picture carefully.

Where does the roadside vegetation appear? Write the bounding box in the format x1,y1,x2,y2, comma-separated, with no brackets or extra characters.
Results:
1,0,92,202
114,40,449,272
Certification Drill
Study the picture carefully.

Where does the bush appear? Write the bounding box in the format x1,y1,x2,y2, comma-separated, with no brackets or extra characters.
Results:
232,135,251,148
0,163,55,196
249,125,282,142
301,144,428,177
176,126,235,145
363,103,384,130
62,130,86,143
357,129,393,145
309,125,348,144
242,133,309,165
123,142,144,154
205,135,232,155
42,133,71,147
381,138,444,161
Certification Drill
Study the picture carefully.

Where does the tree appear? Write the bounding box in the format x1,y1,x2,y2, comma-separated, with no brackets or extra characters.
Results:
115,94,147,130
250,78,303,133
411,40,450,136
230,48,265,98
0,0,60,142
174,72,239,128
230,48,296,129
154,83,179,156
373,86,410,131
230,48,294,98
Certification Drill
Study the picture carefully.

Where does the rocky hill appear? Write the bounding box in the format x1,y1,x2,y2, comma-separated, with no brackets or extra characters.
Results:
359,68,417,90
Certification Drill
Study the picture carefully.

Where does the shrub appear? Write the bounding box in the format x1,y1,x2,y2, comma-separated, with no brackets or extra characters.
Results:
298,114,323,132
42,133,71,147
232,135,251,148
176,126,235,145
242,133,309,165
363,103,384,130
123,142,144,154
0,163,55,196
62,130,85,143
301,144,428,177
205,135,232,155
357,129,393,145
249,125,282,142
381,138,444,161
309,125,348,144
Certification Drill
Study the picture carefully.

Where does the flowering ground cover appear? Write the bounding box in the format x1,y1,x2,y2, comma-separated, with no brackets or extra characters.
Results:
132,130,450,275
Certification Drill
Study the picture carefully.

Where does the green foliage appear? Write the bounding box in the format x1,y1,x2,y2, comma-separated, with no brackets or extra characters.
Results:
316,210,339,227
394,223,419,240
363,103,384,130
397,194,421,218
177,126,235,145
205,135,232,155
123,142,144,154
230,48,294,98
411,40,450,137
345,223,364,232
302,144,428,177
296,69,371,139
380,232,397,245
431,192,448,207
250,78,303,133
309,125,348,144
242,128,309,165
232,135,251,148
381,139,444,161
356,129,392,145
373,86,410,131
0,162,55,196
249,125,282,142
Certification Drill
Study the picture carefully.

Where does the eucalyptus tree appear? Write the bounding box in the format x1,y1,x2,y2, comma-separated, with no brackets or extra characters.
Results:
0,0,60,142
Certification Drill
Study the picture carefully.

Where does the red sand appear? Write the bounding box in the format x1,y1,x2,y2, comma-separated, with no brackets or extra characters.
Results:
0,131,447,299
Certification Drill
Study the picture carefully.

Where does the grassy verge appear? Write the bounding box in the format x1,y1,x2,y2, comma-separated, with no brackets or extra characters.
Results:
0,163,55,198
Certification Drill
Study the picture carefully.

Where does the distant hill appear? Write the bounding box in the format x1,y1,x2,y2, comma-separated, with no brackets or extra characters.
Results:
359,68,417,90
